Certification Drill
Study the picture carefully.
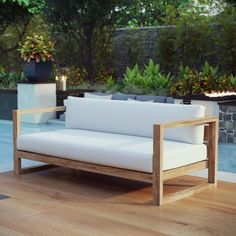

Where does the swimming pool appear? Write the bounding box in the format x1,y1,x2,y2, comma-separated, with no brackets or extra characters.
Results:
0,120,236,175
218,143,236,173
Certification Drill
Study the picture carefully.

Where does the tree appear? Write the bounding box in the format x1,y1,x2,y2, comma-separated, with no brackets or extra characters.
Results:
45,0,128,81
116,0,190,27
0,0,45,53
225,0,236,7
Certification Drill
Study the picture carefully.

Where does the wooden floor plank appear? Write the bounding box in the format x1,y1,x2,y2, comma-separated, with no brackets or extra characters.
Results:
0,168,236,236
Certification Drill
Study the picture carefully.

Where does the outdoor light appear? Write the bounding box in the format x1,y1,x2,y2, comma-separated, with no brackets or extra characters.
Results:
61,75,67,91
55,75,67,91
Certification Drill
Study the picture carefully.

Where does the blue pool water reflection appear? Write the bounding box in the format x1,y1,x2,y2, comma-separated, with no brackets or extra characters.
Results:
0,120,63,172
218,143,236,173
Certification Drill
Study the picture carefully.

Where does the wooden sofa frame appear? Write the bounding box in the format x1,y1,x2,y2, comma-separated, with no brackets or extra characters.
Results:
13,106,218,206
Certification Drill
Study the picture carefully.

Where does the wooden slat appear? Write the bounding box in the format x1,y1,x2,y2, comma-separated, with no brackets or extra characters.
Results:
163,161,208,181
162,116,218,129
15,106,65,115
204,125,209,141
163,183,215,205
13,110,21,175
153,125,163,206
19,164,57,174
208,120,219,186
17,151,153,183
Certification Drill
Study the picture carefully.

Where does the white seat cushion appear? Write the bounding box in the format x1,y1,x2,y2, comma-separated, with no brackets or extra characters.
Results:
66,97,205,144
17,129,207,173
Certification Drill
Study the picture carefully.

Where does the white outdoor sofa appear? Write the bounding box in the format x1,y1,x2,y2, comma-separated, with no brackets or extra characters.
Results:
13,97,218,205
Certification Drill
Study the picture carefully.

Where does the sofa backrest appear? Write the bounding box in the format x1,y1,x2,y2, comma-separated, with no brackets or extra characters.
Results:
66,97,205,144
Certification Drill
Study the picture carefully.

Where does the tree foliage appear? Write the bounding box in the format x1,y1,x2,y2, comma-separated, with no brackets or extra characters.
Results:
44,0,129,81
157,0,236,75
0,0,45,33
116,0,190,27
0,0,45,53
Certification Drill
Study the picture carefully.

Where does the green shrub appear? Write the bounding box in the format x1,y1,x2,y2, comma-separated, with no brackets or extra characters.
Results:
143,59,173,91
123,59,173,95
0,68,24,89
169,62,236,96
65,66,87,87
123,64,143,87
67,75,121,93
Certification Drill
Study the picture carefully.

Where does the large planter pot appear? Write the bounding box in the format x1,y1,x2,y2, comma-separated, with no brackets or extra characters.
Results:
23,60,53,83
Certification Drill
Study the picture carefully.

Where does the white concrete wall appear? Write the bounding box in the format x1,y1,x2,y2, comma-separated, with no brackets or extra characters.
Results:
18,83,56,124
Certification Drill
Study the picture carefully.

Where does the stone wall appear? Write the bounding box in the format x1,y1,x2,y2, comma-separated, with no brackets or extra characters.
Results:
219,102,236,143
112,25,223,77
112,26,162,77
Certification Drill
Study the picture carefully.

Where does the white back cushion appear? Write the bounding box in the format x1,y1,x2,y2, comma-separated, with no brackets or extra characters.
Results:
66,97,205,144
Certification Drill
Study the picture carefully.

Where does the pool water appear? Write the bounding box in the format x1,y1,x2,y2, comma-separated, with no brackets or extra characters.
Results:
0,120,236,174
218,143,236,173
0,120,62,172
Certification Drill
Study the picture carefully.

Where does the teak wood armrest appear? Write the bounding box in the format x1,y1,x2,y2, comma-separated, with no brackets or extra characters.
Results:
14,106,66,115
13,106,66,136
160,116,218,129
153,116,218,205
13,106,66,174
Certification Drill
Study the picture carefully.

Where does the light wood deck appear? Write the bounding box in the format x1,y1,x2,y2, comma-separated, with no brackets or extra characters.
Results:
0,168,236,236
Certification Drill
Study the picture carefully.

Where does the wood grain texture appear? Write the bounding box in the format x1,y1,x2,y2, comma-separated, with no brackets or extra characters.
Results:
208,121,219,186
162,116,217,128
14,106,65,115
17,151,153,183
153,124,163,205
163,161,208,181
0,169,235,236
163,183,215,205
13,110,21,175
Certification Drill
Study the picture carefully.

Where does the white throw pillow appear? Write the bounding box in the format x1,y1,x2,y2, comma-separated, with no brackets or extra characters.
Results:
63,99,68,106
84,92,112,99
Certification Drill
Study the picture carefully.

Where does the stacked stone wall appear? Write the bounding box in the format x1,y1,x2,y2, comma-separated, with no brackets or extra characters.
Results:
219,104,236,143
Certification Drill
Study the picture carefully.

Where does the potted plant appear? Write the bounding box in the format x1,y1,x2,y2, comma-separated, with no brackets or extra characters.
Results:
18,33,55,83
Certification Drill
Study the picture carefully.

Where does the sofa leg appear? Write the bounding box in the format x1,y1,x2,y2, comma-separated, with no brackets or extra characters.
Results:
153,179,163,206
14,155,21,175
153,124,164,206
208,121,218,187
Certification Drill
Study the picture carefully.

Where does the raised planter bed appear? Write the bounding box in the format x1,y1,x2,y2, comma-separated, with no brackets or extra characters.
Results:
0,89,17,120
174,94,236,102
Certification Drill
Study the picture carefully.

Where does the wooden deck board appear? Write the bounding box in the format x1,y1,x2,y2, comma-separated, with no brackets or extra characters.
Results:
0,168,236,236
